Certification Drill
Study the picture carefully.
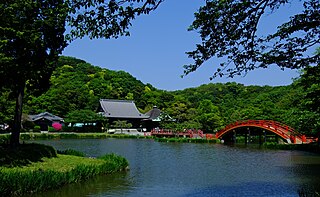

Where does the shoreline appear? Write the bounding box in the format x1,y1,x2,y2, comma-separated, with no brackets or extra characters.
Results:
1,132,319,154
0,143,128,196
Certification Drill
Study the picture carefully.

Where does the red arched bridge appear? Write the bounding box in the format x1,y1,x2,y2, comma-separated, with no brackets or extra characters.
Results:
215,120,315,144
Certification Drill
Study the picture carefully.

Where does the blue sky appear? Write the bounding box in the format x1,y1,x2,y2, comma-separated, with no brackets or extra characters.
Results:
62,0,303,91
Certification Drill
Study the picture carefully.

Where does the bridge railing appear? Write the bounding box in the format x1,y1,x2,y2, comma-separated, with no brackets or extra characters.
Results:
151,129,204,138
215,120,300,141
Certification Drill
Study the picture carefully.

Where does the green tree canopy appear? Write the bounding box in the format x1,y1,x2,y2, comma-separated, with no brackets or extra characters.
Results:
1,0,68,145
184,0,320,79
300,65,320,114
65,109,106,124
297,49,320,135
196,99,224,132
0,0,162,146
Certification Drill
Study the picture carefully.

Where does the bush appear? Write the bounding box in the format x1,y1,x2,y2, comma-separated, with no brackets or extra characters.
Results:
48,126,56,132
22,121,35,131
0,135,10,144
33,125,41,132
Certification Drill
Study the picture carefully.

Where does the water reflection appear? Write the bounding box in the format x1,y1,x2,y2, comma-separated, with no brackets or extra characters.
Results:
25,172,132,197
28,139,320,197
186,182,298,197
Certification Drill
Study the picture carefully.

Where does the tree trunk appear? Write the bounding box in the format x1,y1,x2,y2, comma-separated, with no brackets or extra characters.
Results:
10,83,25,147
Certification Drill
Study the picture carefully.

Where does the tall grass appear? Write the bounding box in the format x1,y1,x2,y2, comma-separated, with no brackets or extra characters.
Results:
0,154,128,196
57,149,86,157
0,142,129,196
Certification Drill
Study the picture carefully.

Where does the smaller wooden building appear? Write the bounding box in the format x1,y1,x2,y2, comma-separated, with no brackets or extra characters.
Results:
143,106,175,131
29,112,64,131
143,106,161,131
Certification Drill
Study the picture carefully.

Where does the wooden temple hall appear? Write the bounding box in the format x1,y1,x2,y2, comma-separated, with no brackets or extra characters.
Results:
97,99,162,131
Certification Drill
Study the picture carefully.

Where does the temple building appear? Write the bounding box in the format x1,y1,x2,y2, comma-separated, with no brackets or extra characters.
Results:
97,99,149,128
97,99,174,131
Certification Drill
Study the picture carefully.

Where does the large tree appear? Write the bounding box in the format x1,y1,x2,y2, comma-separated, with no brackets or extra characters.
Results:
298,49,320,136
184,0,319,78
0,0,68,146
0,0,162,146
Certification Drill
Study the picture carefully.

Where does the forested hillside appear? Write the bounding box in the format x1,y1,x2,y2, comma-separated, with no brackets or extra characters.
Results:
0,56,317,134
24,56,154,116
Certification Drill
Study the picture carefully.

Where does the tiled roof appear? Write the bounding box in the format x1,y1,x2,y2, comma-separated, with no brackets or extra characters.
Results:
144,106,161,120
99,99,149,119
29,112,64,122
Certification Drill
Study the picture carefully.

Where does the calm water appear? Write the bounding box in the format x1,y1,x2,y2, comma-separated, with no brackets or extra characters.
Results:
26,139,320,197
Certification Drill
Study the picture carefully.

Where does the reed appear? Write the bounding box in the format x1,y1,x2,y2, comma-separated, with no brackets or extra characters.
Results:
0,153,128,196
57,149,86,157
0,143,129,196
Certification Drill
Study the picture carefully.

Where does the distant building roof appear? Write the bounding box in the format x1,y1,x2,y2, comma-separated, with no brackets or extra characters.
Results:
99,99,149,119
144,106,161,121
144,106,175,122
29,112,64,122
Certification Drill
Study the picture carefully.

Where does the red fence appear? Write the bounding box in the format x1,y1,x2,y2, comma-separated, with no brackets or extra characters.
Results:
150,120,317,144
151,129,204,138
215,120,314,144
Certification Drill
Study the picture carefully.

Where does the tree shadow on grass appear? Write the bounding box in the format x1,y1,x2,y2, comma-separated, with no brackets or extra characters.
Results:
0,143,57,167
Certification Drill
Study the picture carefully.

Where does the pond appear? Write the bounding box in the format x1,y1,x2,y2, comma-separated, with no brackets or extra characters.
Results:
26,138,320,197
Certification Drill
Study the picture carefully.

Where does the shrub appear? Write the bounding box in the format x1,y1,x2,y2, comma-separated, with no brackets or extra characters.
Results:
22,121,35,131
33,125,41,132
48,126,56,132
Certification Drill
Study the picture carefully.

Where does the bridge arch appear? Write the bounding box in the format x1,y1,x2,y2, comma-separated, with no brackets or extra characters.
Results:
215,120,306,144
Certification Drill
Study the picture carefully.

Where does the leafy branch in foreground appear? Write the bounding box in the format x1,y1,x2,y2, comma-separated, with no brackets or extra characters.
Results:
184,0,320,79
66,0,163,40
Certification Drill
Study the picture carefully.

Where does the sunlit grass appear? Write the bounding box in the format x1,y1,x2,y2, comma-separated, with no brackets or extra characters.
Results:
0,143,129,196
12,154,104,172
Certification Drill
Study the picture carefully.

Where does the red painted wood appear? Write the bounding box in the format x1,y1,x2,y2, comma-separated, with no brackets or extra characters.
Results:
150,120,317,144
215,120,308,144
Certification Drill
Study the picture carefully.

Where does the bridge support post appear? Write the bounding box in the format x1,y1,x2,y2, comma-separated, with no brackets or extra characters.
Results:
233,130,236,143
263,130,267,143
247,128,250,145
245,133,247,145
259,131,262,145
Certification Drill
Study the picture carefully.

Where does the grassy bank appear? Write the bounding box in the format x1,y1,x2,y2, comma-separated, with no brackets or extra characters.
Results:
0,143,128,196
0,133,152,142
155,137,220,143
0,133,218,144
262,142,320,154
